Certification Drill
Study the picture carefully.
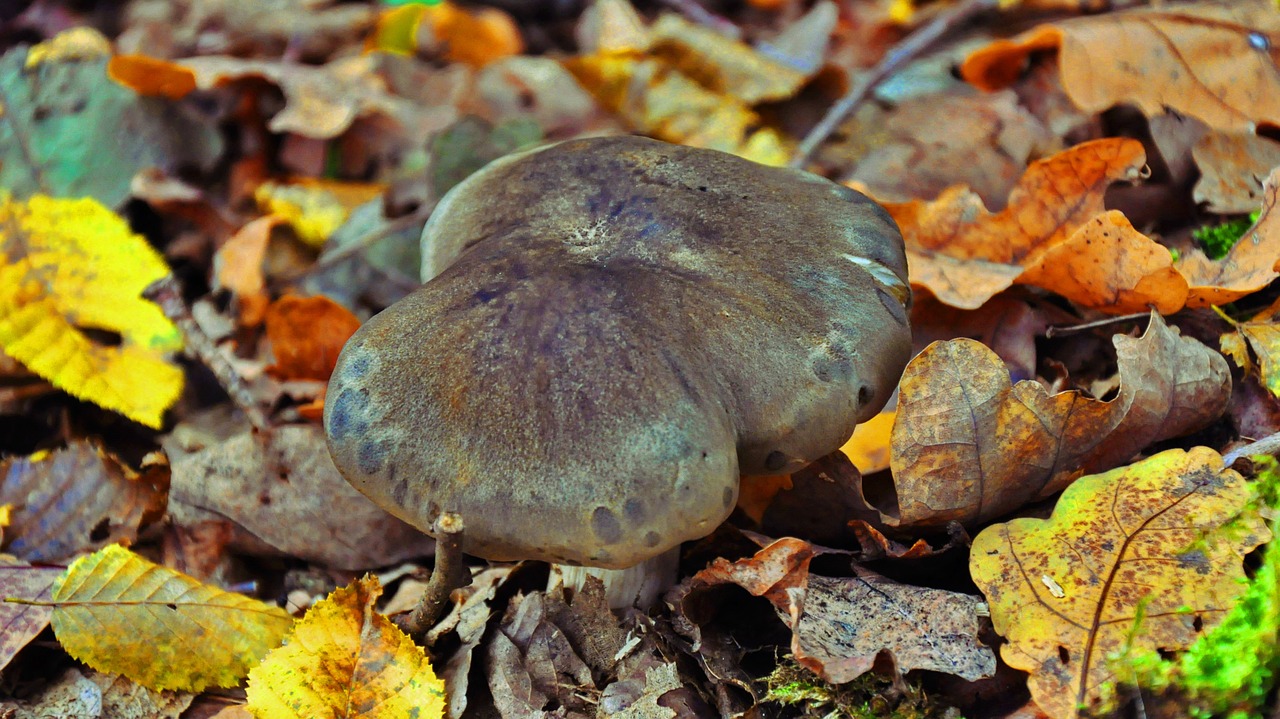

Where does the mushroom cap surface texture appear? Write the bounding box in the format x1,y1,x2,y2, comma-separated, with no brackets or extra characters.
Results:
325,136,911,569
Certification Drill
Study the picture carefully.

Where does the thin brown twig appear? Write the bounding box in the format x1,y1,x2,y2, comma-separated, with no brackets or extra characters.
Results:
400,512,471,643
1223,431,1280,468
279,204,434,285
143,275,271,432
1044,311,1152,338
790,0,999,168
656,0,741,38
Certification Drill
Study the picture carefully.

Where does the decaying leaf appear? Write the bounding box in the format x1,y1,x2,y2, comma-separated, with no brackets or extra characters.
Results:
0,442,167,562
165,422,435,570
0,195,185,428
0,559,60,672
254,180,385,249
1192,130,1280,214
1177,166,1280,307
890,312,1230,528
689,537,994,684
213,216,282,327
50,545,293,692
246,575,445,719
0,667,194,719
0,31,221,207
264,294,362,382
368,1,523,68
961,1,1280,133
1220,297,1280,398
970,447,1271,719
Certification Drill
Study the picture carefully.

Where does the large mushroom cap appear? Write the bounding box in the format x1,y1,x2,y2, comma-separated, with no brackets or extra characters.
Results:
325,136,910,569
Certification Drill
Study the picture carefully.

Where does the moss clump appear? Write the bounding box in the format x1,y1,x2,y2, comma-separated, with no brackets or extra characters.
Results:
760,658,958,719
1193,211,1260,260
1113,457,1279,718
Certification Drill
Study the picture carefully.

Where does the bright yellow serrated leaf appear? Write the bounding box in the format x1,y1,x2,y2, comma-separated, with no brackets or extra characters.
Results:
0,195,183,428
970,447,1271,719
50,545,293,692
246,575,445,719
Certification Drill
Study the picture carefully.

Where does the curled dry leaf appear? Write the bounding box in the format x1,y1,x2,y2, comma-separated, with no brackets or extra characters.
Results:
970,447,1271,719
264,294,362,382
890,313,1230,529
885,138,1184,313
0,666,194,719
1192,131,1280,214
1220,295,1280,398
1177,166,1280,307
0,442,168,562
246,575,445,719
51,545,294,692
689,537,994,683
961,1,1280,133
0,560,60,672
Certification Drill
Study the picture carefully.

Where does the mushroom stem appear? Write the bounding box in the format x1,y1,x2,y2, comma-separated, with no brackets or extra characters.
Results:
548,547,681,611
401,512,471,641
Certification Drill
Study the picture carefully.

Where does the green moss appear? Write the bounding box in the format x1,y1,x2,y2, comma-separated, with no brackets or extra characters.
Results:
1113,458,1279,718
760,658,959,719
1193,211,1260,260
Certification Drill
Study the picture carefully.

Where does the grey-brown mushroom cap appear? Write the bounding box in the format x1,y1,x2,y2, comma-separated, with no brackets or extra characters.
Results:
324,136,911,569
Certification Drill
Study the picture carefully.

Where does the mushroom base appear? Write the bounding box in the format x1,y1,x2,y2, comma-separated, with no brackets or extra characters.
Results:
548,548,681,610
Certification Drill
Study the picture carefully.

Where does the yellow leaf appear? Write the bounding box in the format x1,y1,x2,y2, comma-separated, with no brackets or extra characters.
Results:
246,575,445,719
970,448,1271,719
254,180,383,249
24,27,112,69
0,195,184,428
49,545,293,692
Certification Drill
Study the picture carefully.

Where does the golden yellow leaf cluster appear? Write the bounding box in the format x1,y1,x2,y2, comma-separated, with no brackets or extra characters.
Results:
0,195,184,428
50,545,294,692
971,448,1271,719
247,575,445,719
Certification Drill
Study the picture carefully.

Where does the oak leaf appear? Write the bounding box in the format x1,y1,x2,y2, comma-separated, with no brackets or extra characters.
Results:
50,545,293,692
889,313,1230,528
970,447,1271,719
961,1,1280,133
246,575,445,719
0,195,184,428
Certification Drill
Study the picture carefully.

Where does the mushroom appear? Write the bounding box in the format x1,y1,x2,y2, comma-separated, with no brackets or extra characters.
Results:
324,136,911,611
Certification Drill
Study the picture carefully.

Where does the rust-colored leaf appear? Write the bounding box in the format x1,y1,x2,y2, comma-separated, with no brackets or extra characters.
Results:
889,313,1230,529
264,295,362,382
961,2,1280,133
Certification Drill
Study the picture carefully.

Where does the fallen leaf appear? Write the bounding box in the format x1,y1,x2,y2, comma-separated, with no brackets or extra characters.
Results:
1178,166,1280,307
839,410,895,474
213,216,283,328
690,537,995,683
0,559,60,672
245,575,445,719
885,138,1157,312
1,442,168,562
50,545,293,692
368,1,523,68
0,195,185,428
0,666,194,719
1220,297,1280,398
890,313,1230,528
165,423,435,570
1192,130,1280,214
961,1,1280,133
264,294,362,382
0,33,222,207
254,179,386,249
970,447,1271,719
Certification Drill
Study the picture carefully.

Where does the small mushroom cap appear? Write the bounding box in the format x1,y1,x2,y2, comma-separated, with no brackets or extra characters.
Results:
325,136,910,569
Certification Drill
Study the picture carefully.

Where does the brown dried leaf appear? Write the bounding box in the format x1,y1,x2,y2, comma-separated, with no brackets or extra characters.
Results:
0,442,168,562
689,538,994,683
1192,131,1280,214
264,294,362,382
889,313,1230,529
1178,166,1280,307
961,1,1280,133
0,559,60,672
0,667,194,719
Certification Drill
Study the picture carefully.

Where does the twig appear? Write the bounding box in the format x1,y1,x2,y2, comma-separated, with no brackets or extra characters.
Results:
400,512,471,642
143,275,271,432
280,204,433,284
1045,311,1152,338
1223,431,1280,468
790,0,999,168
656,0,741,38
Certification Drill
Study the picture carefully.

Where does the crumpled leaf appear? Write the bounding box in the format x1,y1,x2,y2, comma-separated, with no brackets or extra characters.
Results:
0,195,184,428
689,537,995,683
165,422,435,570
1177,166,1280,307
246,575,444,719
970,447,1271,719
0,667,194,719
109,53,413,139
264,294,362,382
1220,297,1280,398
890,312,1230,529
885,138,1183,313
0,31,221,207
213,216,282,328
0,442,168,562
0,559,61,672
1192,130,1280,214
961,1,1280,133
50,545,293,692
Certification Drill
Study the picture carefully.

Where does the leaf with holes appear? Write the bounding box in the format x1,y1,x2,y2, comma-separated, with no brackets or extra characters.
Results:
970,447,1271,719
49,545,293,692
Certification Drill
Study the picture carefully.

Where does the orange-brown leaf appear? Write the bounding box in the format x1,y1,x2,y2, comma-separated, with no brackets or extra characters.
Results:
961,2,1280,133
264,295,362,382
1179,166,1280,307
